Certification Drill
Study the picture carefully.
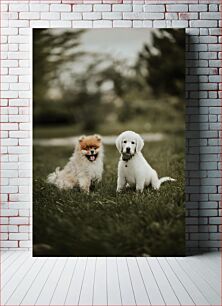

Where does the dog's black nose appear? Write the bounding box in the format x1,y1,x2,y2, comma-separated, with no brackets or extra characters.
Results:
126,147,130,153
91,150,94,154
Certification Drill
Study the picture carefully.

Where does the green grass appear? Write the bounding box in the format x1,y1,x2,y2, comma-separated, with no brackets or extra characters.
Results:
33,137,185,256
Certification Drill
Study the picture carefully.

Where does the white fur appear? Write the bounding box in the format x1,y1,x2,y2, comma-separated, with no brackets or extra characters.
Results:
47,140,104,193
116,131,175,193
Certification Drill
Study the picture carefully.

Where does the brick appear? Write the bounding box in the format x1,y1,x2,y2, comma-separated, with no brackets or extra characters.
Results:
41,12,60,20
142,21,152,28
73,5,92,12
93,20,112,28
61,13,82,20
94,4,111,11
165,13,178,20
9,115,29,123
208,44,221,52
210,217,222,225
30,4,49,12
209,4,219,11
1,208,18,216
123,12,164,19
102,12,122,19
50,21,72,28
166,5,188,12
19,226,30,233
133,5,143,12
200,12,221,19
189,4,207,12
19,241,31,248
133,20,143,28
143,5,165,12
30,21,50,28
1,241,18,248
9,20,29,28
2,123,18,131
190,20,217,28
83,12,101,20
113,20,132,27
20,12,40,20
2,170,18,178
9,4,28,11
112,4,132,12
11,130,29,138
50,4,71,12
209,60,221,68
72,21,92,28
172,20,188,28
0,216,8,224
9,233,29,240
2,60,18,68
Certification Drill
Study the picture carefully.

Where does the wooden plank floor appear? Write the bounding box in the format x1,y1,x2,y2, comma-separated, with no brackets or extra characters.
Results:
1,251,220,306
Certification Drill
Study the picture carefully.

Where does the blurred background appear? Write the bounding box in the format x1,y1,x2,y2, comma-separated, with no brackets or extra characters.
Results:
33,29,185,139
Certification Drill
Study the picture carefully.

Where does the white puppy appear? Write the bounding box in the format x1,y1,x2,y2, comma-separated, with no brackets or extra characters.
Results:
116,131,175,192
47,134,104,193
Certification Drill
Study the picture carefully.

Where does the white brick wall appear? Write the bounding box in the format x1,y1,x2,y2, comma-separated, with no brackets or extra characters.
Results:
1,0,221,254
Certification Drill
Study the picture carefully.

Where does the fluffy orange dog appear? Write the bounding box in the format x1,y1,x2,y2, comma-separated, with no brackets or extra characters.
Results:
47,135,104,192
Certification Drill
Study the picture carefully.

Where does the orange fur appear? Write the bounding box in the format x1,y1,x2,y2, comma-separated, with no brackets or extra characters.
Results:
79,135,101,153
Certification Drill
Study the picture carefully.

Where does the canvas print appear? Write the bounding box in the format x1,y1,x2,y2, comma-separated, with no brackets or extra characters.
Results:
33,29,185,256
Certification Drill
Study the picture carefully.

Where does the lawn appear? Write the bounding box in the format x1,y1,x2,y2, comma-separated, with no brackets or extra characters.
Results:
33,137,185,257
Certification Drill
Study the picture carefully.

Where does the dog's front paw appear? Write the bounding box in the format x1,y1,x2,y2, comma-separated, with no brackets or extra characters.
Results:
116,188,122,193
82,187,90,194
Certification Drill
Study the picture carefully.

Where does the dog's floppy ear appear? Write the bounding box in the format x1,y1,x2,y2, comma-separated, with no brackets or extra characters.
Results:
136,133,144,152
115,134,122,153
94,134,102,142
78,135,86,143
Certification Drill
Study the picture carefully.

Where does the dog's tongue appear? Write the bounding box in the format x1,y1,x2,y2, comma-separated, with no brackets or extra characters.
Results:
90,155,95,161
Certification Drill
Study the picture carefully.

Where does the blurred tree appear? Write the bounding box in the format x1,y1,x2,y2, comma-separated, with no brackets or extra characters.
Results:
135,29,185,98
33,29,85,124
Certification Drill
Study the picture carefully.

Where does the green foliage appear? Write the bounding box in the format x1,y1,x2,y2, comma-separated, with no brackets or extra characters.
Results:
33,138,185,257
135,29,185,98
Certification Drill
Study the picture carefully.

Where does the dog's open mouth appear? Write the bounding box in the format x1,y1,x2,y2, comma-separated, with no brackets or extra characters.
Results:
86,153,98,162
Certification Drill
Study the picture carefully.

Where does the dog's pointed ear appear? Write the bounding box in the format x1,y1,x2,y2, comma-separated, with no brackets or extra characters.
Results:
136,133,144,152
79,135,86,143
94,134,102,142
115,134,122,153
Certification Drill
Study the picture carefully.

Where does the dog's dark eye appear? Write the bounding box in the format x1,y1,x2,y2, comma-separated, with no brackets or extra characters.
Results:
123,140,127,144
131,141,135,144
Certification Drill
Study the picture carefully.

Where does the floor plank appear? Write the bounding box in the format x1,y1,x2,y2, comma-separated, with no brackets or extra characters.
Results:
21,258,57,305
137,257,165,305
35,258,67,305
127,257,150,305
116,257,136,305
5,257,46,305
78,257,96,306
176,257,220,305
147,258,180,305
106,258,122,306
1,252,29,289
0,251,15,263
167,257,210,305
64,257,87,306
93,257,107,305
157,258,195,305
188,256,220,294
50,257,78,305
2,252,22,272
2,256,37,305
